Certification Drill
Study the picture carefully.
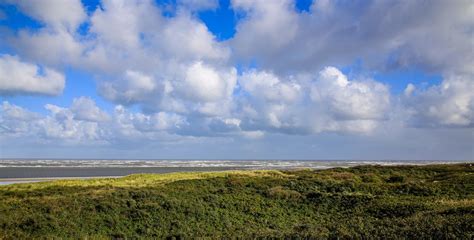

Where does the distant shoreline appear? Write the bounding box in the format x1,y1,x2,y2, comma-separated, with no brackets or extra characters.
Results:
0,162,471,185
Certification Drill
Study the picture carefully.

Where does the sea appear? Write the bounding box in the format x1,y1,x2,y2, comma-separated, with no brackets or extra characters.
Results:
0,159,470,185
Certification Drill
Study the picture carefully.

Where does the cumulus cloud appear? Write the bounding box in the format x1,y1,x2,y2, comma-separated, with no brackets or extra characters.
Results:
0,98,119,143
0,54,65,96
13,29,85,68
0,100,103,143
311,67,390,120
237,67,390,134
5,0,86,31
9,0,233,116
180,61,236,103
110,105,188,138
70,97,110,122
240,70,302,103
0,101,38,121
40,104,104,141
100,70,157,105
237,70,305,133
90,0,154,49
0,98,239,144
232,0,299,59
0,102,39,135
403,74,474,127
5,1,86,67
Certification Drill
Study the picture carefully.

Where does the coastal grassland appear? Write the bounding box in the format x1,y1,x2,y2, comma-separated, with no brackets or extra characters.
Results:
0,164,472,239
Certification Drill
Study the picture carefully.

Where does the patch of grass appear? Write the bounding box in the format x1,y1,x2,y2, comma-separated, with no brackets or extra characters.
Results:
0,164,472,238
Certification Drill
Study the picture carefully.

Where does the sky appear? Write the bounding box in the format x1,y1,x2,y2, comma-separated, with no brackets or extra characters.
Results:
0,0,473,160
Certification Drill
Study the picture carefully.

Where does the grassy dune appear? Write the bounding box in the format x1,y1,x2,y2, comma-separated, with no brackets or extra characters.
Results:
0,164,472,238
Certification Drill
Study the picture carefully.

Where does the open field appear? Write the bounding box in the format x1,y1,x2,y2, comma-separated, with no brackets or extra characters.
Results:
0,164,472,238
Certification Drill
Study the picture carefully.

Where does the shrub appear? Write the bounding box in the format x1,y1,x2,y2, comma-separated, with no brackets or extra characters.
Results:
266,186,302,200
386,175,405,183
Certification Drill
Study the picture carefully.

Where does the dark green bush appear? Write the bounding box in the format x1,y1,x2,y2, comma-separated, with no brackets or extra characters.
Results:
386,174,406,183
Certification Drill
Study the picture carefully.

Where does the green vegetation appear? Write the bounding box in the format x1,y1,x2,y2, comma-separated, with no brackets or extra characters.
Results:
0,164,473,239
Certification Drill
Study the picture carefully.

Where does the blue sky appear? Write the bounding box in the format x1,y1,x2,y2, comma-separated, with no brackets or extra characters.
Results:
0,0,472,160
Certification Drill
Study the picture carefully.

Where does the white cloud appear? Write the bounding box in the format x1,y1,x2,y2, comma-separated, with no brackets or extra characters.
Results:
124,70,156,92
50,11,228,120
232,0,298,61
40,104,104,141
158,13,230,61
0,101,104,142
237,67,390,134
0,101,38,121
181,61,236,102
240,70,301,103
100,70,157,105
14,29,85,68
403,74,474,127
70,97,110,122
10,0,233,116
404,83,416,97
90,0,154,49
311,67,390,120
0,99,230,144
0,100,111,144
110,105,187,136
5,1,86,67
238,70,304,132
0,101,39,136
0,54,65,95
6,0,86,31
133,112,186,132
